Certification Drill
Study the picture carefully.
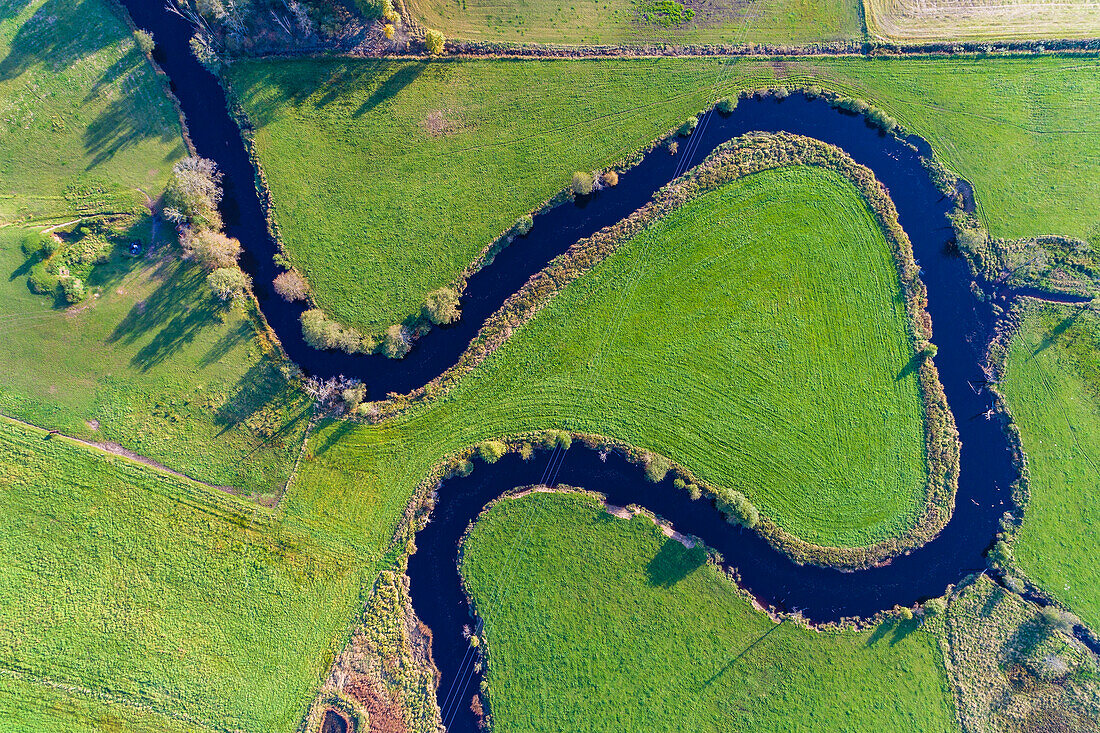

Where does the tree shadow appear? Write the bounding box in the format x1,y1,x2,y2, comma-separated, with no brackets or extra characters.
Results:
865,616,921,647
700,621,785,689
106,261,219,371
312,418,354,458
1031,307,1087,357
0,0,100,83
200,319,254,367
353,63,426,117
83,75,179,170
896,352,922,381
646,539,705,588
1006,616,1048,658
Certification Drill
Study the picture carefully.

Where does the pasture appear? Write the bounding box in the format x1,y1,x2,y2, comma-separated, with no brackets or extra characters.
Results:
460,490,957,731
299,164,929,552
230,55,1100,340
406,0,863,45
1001,302,1100,629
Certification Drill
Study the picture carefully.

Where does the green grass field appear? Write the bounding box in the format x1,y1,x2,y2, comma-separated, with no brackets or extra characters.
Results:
0,0,309,494
460,491,957,731
406,0,863,45
1001,303,1100,629
299,165,928,551
0,414,398,732
0,0,185,224
231,55,1100,337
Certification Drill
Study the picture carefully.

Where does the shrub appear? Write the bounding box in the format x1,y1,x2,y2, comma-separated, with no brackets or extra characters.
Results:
383,24,395,39
27,263,59,295
273,270,309,302
424,287,461,325
805,85,822,99
60,276,85,303
207,266,251,301
773,86,790,100
424,29,445,56
163,156,222,231
898,607,913,621
478,440,508,464
301,309,370,353
668,141,678,155
382,324,411,359
20,231,51,258
922,343,939,359
514,214,534,236
922,597,946,617
183,229,241,271
518,442,533,460
833,96,870,115
342,384,366,411
677,115,698,136
715,486,759,528
535,430,571,451
1040,607,1078,633
644,453,670,483
988,538,1013,569
571,171,595,197
716,97,737,114
189,34,220,71
601,170,619,187
866,107,898,133
134,29,155,55
382,0,401,24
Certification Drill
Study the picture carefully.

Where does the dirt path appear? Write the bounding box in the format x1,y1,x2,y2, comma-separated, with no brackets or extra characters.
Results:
1,413,241,496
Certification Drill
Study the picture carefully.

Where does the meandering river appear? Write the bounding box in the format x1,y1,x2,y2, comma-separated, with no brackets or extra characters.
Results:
114,3,1080,730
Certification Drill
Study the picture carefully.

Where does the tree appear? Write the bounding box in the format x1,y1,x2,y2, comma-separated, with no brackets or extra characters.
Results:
478,440,508,464
572,171,594,196
922,597,946,618
424,29,445,56
163,156,223,231
601,170,619,187
207,267,251,301
383,23,395,39
644,453,670,483
678,116,698,136
273,270,309,301
715,486,759,528
134,29,155,55
61,276,85,304
382,324,411,359
424,287,461,325
183,229,241,271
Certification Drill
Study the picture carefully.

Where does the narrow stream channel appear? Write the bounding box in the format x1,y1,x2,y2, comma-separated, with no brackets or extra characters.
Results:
113,4,1090,731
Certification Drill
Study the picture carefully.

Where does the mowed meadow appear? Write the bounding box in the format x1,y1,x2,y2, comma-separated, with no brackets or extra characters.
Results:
298,165,929,551
461,491,958,732
405,0,864,45
229,54,1100,338
1002,303,1100,629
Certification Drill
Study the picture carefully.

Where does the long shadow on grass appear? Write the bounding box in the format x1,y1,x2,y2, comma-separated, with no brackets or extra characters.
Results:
311,418,354,458
702,620,786,688
107,260,220,370
896,352,922,381
865,616,920,647
0,0,102,81
353,63,426,118
646,538,706,587
1031,307,1088,357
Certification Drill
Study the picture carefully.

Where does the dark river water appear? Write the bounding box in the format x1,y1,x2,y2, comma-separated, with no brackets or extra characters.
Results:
113,4,1080,731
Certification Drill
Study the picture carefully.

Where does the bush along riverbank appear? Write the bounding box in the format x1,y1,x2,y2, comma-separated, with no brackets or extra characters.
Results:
359,132,959,569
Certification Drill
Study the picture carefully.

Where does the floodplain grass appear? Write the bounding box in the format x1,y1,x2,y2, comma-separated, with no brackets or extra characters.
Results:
0,415,387,733
864,0,1100,42
459,491,957,732
0,0,310,494
231,55,1100,338
0,223,311,495
298,165,929,552
0,0,186,224
405,0,863,45
1001,302,1100,629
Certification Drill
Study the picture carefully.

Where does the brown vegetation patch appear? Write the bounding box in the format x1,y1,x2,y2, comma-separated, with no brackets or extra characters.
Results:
420,109,464,138
345,676,408,733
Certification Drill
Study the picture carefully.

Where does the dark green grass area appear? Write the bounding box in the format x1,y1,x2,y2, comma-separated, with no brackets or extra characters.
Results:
298,166,927,551
460,491,957,732
0,0,186,223
1002,303,1100,628
0,226,311,494
406,0,863,45
0,416,379,732
231,55,1100,335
